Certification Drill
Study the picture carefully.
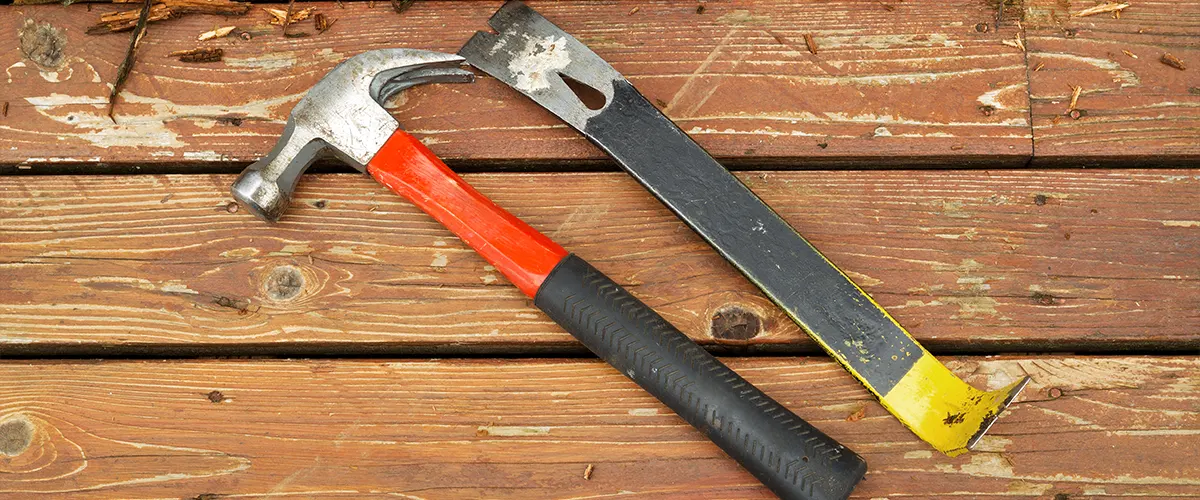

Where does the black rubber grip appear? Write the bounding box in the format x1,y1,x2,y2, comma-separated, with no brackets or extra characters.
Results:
534,254,866,500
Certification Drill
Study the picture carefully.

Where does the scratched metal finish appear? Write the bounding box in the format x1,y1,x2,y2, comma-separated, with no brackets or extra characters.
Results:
586,81,921,393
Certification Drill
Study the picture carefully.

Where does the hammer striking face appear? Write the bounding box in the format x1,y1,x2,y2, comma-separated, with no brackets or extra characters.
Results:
232,49,866,500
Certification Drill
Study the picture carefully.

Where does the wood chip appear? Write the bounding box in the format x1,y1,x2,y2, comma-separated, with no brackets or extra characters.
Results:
264,6,314,26
1068,85,1082,111
846,406,867,422
628,6,640,15
1074,2,1129,17
1122,49,1137,59
803,33,818,55
198,25,236,41
1160,53,1186,70
169,47,224,62
314,13,336,33
390,0,414,14
583,464,594,480
1034,62,1045,71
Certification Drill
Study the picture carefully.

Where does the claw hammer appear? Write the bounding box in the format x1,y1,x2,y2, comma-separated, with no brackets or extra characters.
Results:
231,49,866,500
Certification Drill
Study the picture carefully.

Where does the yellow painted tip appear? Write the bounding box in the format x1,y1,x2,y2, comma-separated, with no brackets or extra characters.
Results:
878,355,1031,457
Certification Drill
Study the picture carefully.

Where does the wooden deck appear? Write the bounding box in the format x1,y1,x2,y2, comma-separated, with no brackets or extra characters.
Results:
2,0,1198,498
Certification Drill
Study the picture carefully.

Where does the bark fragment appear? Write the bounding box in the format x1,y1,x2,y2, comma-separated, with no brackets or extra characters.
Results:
169,47,224,62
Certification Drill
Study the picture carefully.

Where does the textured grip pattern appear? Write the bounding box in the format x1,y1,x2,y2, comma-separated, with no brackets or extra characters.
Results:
534,255,866,500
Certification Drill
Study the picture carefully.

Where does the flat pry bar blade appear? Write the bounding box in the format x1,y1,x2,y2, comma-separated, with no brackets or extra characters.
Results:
459,0,1030,457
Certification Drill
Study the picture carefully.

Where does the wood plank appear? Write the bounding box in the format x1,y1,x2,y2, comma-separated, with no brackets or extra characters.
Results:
2,170,1196,354
0,355,1194,498
1,0,1032,170
1024,0,1200,166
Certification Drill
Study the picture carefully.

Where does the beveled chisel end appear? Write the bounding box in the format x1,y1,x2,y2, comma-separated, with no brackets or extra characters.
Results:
965,375,1031,451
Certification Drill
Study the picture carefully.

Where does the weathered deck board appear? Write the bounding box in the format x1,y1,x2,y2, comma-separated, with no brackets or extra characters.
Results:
2,170,1196,354
2,0,1032,170
1025,0,1200,166
0,355,1194,498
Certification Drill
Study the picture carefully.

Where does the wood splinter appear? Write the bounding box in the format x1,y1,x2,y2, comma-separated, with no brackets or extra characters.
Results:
583,464,594,480
1074,2,1129,17
314,13,336,34
89,0,250,35
198,25,236,41
803,33,818,55
107,0,154,121
1068,85,1082,112
264,6,314,25
1001,31,1025,51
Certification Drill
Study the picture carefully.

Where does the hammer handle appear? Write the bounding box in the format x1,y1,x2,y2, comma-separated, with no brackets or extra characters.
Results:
368,131,568,297
368,130,865,500
536,254,866,500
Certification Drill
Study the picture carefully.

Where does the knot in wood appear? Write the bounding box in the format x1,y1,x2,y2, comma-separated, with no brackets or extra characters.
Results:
710,305,763,340
0,414,34,457
1031,291,1058,306
19,19,66,70
265,265,305,301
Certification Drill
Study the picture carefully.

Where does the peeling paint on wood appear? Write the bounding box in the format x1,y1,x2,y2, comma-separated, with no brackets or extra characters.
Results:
0,0,1032,168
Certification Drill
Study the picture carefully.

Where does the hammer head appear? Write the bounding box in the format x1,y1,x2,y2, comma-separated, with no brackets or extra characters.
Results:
231,49,474,222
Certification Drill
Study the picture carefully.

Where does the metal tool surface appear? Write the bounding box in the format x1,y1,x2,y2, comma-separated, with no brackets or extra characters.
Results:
459,1,1029,456
232,48,866,500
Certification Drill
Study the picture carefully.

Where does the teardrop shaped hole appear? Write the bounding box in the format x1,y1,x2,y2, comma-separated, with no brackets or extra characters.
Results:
561,74,607,111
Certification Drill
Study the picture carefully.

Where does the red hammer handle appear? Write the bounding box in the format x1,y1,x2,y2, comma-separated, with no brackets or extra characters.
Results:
367,130,568,297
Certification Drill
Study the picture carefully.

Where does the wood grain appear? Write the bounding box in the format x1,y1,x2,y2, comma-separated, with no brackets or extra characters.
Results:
2,170,1196,354
0,355,1195,498
1024,0,1200,166
2,0,1032,170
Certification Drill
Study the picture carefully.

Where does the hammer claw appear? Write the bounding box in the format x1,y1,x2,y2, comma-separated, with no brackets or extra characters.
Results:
232,49,472,222
372,62,475,106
